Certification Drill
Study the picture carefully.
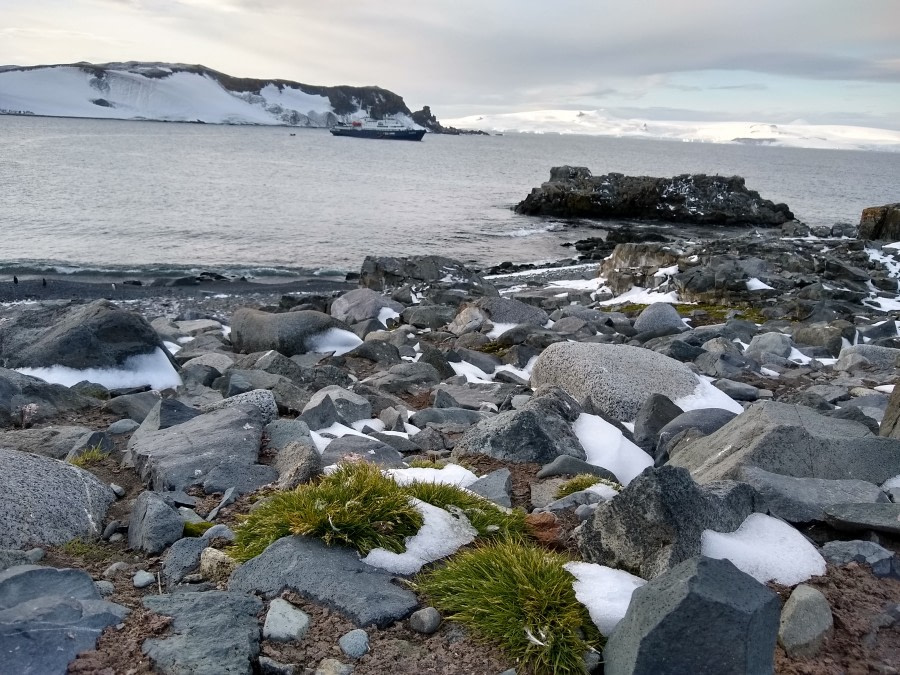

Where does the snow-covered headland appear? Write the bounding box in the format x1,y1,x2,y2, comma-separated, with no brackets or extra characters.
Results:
444,108,900,152
0,61,421,127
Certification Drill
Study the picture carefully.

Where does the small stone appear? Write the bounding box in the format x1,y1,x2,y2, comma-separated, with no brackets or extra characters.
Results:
102,520,120,540
25,547,44,563
109,533,124,543
133,570,156,588
778,584,833,659
264,598,311,642
259,656,297,675
338,629,369,659
199,547,237,582
315,658,354,675
178,507,205,524
104,561,129,578
95,580,115,597
409,607,441,634
575,503,598,521
202,524,236,541
110,483,126,498
206,486,237,521
108,418,140,435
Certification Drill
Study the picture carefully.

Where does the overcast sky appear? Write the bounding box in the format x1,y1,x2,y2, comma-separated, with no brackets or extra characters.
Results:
2,0,899,128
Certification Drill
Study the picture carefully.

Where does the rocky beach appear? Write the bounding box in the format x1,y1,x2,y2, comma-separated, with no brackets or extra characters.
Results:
2,170,900,675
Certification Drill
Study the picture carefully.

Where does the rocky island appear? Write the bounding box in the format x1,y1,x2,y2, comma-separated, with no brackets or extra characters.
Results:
515,166,794,226
1,195,900,674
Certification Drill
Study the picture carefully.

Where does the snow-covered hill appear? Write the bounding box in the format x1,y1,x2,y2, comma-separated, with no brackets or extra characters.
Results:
443,109,900,152
0,62,420,127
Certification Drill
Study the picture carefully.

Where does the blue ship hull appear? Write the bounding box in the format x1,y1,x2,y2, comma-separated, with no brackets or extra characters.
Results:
330,126,426,141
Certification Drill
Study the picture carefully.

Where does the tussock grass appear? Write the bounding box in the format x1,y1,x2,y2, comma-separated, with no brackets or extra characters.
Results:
182,520,215,537
555,474,623,500
416,540,600,675
229,462,423,562
68,444,107,467
401,481,527,541
59,537,108,562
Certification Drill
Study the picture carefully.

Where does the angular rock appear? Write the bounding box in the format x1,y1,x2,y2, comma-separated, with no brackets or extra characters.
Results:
128,491,184,554
535,455,619,483
858,203,900,240
835,344,900,372
655,407,738,465
474,296,549,327
531,342,701,421
631,394,683,453
579,466,761,579
738,466,887,523
713,379,758,402
265,418,314,452
0,448,115,549
466,468,512,508
452,387,586,464
303,386,372,426
359,255,498,297
363,362,442,395
202,388,278,425
228,536,419,627
409,407,489,432
102,390,163,424
603,556,780,675
778,584,833,659
820,540,899,578
0,425,91,460
230,308,350,357
669,401,900,484
126,405,265,491
275,440,322,489
264,598,311,642
0,368,97,428
160,537,207,588
320,436,404,468
142,591,262,675
823,503,900,535
330,288,404,325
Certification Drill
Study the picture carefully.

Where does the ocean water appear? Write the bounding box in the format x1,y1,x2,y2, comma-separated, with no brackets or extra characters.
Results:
2,115,899,280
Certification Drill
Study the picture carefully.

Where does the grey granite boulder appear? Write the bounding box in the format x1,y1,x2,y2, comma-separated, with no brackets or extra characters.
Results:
835,344,900,371
738,466,888,523
230,308,351,357
631,394,683,453
744,331,793,361
320,436,404,468
823,503,900,535
579,465,761,579
275,440,322,489
0,565,129,675
125,405,265,491
0,368,97,428
102,390,163,424
778,585,833,660
633,303,685,334
0,425,91,460
531,342,701,421
303,386,372,426
820,540,899,578
202,388,279,425
330,288,403,325
228,536,418,627
452,387,586,464
142,591,262,675
265,418,314,451
603,556,780,675
669,401,900,484
474,296,549,327
0,299,165,369
655,407,738,465
0,448,115,549
128,491,184,554
363,362,442,395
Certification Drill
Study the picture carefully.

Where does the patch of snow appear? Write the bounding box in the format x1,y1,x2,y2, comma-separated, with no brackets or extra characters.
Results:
386,464,480,487
163,341,182,354
595,286,681,307
746,277,774,291
572,413,653,485
361,499,478,575
548,278,604,291
486,322,519,339
16,347,181,390
564,562,646,635
875,384,895,394
882,475,900,490
788,347,812,364
377,306,401,327
450,360,493,384
305,328,363,356
701,513,826,585
673,375,745,415
351,418,385,433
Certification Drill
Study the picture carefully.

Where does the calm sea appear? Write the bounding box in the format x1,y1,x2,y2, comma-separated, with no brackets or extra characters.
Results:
2,115,899,280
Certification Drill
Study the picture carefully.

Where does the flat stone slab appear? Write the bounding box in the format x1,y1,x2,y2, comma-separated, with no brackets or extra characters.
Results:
228,536,418,628
823,503,900,535
142,591,262,675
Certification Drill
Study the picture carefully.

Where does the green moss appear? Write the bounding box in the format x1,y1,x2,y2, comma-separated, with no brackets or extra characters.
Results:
59,537,108,562
416,540,601,675
183,520,215,537
228,462,424,562
475,341,510,357
68,444,107,467
555,474,623,500
407,457,449,469
400,481,528,541
608,301,766,326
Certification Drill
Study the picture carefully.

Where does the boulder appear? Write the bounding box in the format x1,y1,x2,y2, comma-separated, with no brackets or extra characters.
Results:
0,368,97,428
0,565,129,675
820,540,899,578
603,557,780,675
515,168,793,226
452,387,586,464
878,382,900,438
631,394,683,453
474,297,549,327
302,386,372,426
579,466,761,579
142,591,262,675
836,344,900,372
125,405,266,492
0,425,91,460
320,436,404,468
160,537,207,588
359,255,498,297
230,308,351,357
330,288,404,325
275,440,322,489
668,401,900,484
0,299,165,369
778,585,833,660
363,362,442,395
531,342,702,421
738,466,887,523
823,503,900,536
128,491,185,554
101,390,163,423
0,448,115,549
633,303,685,334
228,536,418,627
858,203,900,240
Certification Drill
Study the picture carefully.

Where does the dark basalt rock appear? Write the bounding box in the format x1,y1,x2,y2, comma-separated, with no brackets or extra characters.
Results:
515,166,793,226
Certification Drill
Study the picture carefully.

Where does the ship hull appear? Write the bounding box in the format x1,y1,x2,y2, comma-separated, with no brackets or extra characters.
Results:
330,127,425,141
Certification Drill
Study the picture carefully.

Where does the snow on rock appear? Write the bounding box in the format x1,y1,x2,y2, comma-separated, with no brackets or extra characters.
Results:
385,464,480,488
305,328,363,356
673,375,745,415
700,513,826,586
746,277,775,291
595,286,681,306
361,499,478,575
572,413,653,485
16,347,181,390
564,562,647,635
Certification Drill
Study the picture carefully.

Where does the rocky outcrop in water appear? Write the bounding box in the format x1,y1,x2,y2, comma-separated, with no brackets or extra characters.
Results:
515,166,794,226
858,203,900,241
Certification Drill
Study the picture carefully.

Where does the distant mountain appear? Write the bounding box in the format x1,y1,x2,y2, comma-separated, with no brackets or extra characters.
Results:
442,109,900,152
0,61,423,128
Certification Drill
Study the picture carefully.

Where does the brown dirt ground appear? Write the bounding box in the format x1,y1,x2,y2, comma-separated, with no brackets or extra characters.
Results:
773,563,900,675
